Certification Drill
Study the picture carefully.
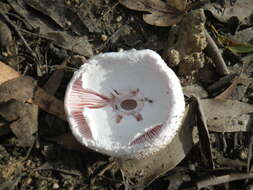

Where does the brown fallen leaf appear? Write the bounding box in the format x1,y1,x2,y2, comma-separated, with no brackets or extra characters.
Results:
7,0,93,57
215,75,253,101
118,0,186,26
44,32,93,57
195,97,214,169
42,58,68,95
0,61,20,85
214,77,242,100
0,61,66,121
32,87,66,121
0,100,38,147
0,76,38,146
204,0,253,25
200,99,253,132
48,132,91,153
0,76,37,102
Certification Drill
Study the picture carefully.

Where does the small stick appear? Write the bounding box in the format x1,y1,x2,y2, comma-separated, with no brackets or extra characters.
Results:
0,10,37,58
205,29,230,76
196,172,253,189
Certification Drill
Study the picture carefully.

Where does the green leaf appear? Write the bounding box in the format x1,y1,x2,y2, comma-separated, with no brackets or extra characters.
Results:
228,44,253,54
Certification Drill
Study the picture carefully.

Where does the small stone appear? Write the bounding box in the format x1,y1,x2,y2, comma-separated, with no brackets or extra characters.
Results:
64,0,71,6
239,149,247,160
26,178,32,185
26,159,32,167
116,16,122,22
52,183,60,189
101,34,108,41
65,21,71,27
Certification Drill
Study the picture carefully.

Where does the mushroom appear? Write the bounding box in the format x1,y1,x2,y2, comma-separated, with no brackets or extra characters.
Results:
64,49,185,158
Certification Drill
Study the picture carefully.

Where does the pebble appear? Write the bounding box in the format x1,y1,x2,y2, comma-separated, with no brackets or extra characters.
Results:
116,16,122,22
26,177,32,185
239,149,247,160
52,183,60,189
101,34,108,41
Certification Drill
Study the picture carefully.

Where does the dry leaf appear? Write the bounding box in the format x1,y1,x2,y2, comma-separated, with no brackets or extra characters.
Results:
0,100,38,147
143,11,183,27
200,99,253,132
214,76,250,100
183,84,208,98
0,61,20,85
195,97,214,169
204,0,253,25
44,32,93,57
42,59,68,95
0,61,66,121
0,76,37,102
49,132,91,153
118,0,186,26
32,87,66,121
166,0,187,11
118,104,195,188
7,0,93,57
0,76,38,146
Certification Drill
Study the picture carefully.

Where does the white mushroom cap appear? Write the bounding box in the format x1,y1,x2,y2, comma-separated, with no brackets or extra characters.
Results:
64,49,185,158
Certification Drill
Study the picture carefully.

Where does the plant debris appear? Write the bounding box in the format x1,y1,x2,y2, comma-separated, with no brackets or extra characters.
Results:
0,0,253,189
204,0,253,25
0,76,38,147
118,0,187,26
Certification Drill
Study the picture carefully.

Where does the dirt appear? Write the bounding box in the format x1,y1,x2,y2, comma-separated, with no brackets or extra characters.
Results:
0,0,253,190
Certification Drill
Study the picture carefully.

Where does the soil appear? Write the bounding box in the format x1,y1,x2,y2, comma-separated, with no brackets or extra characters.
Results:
0,0,253,190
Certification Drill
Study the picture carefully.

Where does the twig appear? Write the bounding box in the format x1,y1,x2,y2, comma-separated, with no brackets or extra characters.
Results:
98,161,116,176
0,10,37,58
101,2,119,19
196,172,253,189
247,116,253,172
205,29,230,76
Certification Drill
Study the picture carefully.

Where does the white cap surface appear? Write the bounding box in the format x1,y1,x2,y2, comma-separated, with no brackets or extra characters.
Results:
64,49,185,158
